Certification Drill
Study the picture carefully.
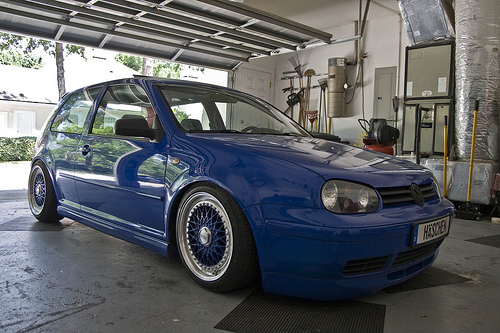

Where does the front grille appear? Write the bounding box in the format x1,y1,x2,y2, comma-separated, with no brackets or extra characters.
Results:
343,255,390,276
378,182,438,207
343,241,441,277
392,241,441,268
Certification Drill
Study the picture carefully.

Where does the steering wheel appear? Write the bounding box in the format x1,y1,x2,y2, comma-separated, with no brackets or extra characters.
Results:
241,126,257,133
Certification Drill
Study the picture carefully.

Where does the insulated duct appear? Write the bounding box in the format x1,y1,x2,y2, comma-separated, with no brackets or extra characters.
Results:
398,0,455,45
327,58,347,118
455,0,500,161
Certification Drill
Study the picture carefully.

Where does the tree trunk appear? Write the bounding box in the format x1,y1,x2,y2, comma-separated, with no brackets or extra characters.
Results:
142,57,153,76
55,42,66,99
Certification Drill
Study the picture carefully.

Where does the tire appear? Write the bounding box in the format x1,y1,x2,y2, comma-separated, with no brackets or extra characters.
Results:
28,161,62,223
176,185,259,292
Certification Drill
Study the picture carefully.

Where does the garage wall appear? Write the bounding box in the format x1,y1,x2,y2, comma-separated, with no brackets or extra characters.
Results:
248,14,409,144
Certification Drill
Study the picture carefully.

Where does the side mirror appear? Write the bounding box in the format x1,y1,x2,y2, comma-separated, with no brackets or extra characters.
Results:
114,117,155,140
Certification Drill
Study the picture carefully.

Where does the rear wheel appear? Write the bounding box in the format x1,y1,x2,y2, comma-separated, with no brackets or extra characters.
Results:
176,185,259,292
28,161,61,223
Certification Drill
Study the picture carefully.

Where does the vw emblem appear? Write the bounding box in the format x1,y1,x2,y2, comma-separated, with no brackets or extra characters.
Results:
410,183,425,207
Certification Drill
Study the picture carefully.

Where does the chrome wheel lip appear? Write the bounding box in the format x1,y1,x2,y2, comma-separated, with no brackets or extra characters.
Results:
177,192,233,282
28,165,46,216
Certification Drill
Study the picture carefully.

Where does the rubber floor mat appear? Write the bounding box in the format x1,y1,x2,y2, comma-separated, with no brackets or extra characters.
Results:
214,291,385,333
466,234,500,249
383,266,470,294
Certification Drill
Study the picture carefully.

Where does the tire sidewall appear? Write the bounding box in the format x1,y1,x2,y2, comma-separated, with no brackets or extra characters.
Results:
28,160,61,223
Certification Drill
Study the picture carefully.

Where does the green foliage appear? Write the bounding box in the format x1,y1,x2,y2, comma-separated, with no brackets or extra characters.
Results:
92,127,114,135
172,107,189,122
114,53,143,72
0,33,25,51
65,44,86,59
0,32,86,64
154,61,182,78
0,49,43,69
0,137,36,162
115,53,184,78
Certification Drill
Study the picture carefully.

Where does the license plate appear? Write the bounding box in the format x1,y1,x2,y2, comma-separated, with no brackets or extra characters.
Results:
412,216,450,247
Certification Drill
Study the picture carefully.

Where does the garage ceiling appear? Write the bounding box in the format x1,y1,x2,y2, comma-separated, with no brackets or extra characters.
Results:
245,0,399,31
0,0,334,70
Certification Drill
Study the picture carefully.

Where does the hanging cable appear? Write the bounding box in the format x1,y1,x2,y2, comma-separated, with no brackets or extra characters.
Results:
360,55,365,120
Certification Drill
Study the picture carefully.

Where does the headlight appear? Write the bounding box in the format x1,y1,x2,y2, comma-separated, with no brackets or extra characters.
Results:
321,180,379,214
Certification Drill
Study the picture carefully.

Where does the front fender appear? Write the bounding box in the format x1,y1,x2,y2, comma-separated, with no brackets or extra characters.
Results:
164,133,326,250
167,134,325,211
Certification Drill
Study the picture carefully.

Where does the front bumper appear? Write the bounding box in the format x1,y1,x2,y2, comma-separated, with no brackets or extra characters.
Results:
244,198,454,300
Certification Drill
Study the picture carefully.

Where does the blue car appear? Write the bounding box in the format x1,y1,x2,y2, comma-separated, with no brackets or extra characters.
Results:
28,77,454,300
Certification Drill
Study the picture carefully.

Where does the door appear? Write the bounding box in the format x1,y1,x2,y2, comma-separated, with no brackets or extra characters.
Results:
48,88,100,209
0,112,7,136
74,84,167,238
373,67,397,120
236,67,273,130
14,111,35,135
239,67,273,103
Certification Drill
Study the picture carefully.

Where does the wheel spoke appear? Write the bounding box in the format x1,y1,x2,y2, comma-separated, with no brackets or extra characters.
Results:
188,203,227,268
29,165,47,215
178,192,233,282
34,173,46,207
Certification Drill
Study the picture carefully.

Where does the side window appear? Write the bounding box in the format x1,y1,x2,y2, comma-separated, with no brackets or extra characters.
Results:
51,88,100,134
91,84,155,136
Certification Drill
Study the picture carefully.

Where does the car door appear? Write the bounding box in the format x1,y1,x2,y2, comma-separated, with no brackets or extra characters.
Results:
73,84,168,238
47,87,101,210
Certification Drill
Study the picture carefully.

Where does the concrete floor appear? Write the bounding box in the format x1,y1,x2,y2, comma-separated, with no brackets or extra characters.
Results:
1,189,499,333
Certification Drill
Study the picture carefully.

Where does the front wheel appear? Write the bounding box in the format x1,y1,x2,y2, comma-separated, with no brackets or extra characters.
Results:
176,185,259,292
28,161,61,223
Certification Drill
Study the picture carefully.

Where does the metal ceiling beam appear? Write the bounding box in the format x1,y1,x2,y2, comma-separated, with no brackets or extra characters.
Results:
0,3,250,62
148,0,307,45
195,0,332,43
102,0,296,50
72,0,286,51
83,42,237,71
93,0,282,51
28,0,269,55
97,31,114,48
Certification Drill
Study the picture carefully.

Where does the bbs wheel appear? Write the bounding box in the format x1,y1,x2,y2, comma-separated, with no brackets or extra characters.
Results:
176,185,259,292
28,161,61,223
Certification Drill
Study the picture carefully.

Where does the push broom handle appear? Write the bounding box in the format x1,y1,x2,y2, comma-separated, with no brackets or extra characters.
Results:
443,115,448,197
467,99,480,202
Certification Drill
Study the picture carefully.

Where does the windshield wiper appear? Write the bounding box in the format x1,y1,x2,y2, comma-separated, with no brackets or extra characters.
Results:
259,132,304,137
204,129,240,133
204,129,305,136
219,129,240,133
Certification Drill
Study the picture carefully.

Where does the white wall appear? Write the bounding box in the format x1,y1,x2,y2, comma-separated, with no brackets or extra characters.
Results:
248,14,410,144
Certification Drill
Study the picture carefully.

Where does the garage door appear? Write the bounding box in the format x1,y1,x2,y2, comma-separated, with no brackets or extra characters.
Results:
0,0,332,71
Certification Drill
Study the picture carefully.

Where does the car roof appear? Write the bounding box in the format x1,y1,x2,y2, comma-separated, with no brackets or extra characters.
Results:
80,76,228,92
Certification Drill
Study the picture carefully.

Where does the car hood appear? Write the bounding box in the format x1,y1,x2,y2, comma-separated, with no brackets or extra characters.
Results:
201,134,432,188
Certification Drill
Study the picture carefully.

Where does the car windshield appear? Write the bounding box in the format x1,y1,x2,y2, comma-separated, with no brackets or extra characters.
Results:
157,84,309,137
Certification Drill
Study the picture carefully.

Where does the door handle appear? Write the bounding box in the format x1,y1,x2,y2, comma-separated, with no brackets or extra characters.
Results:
80,144,91,156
